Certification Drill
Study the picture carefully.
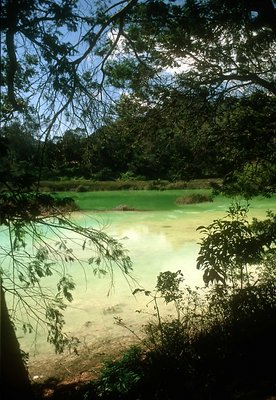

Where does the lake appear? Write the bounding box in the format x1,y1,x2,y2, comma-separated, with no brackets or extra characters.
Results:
1,194,274,377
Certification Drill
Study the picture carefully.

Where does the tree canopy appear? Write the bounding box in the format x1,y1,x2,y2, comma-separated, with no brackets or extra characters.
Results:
1,0,275,212
1,1,275,129
1,0,139,133
103,0,276,97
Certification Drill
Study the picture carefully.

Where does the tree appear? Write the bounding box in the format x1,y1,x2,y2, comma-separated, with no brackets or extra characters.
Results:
0,120,40,187
0,0,140,133
206,93,276,196
0,193,133,398
1,0,275,127
101,0,276,192
196,202,276,288
85,88,275,183
103,0,276,97
95,91,212,180
0,1,139,397
0,179,134,399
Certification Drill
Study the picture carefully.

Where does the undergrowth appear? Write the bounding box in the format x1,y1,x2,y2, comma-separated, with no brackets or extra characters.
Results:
33,204,276,400
92,204,276,400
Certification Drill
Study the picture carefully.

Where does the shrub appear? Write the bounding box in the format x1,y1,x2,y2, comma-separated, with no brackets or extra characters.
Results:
76,185,88,192
118,171,146,181
166,181,188,189
97,205,276,400
176,193,213,204
95,346,144,398
113,204,137,211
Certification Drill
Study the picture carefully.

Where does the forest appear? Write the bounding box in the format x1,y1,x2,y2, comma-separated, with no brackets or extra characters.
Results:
2,91,276,189
0,1,276,399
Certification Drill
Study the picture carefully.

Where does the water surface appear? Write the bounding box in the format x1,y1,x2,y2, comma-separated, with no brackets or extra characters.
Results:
3,196,275,362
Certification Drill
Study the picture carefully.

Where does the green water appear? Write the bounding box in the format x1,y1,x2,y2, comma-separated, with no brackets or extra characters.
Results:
56,189,214,211
57,190,275,212
2,194,275,364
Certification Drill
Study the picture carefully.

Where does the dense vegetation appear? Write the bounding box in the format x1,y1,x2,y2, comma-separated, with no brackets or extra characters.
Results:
1,0,275,399
2,92,275,194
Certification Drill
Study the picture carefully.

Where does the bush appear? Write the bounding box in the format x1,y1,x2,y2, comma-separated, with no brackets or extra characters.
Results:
97,275,276,399
176,193,213,204
38,178,221,192
118,171,146,181
93,206,276,400
113,204,137,211
95,346,144,399
76,185,88,192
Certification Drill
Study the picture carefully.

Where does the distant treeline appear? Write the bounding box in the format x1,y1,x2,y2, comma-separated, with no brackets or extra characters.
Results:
1,92,275,186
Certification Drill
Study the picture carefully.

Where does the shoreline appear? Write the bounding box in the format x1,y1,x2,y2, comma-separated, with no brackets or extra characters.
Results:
28,334,141,385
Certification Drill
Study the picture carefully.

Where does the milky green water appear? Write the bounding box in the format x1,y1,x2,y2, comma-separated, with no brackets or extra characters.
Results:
2,196,275,364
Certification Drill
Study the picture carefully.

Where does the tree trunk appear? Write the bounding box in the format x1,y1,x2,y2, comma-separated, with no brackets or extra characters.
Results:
0,285,34,399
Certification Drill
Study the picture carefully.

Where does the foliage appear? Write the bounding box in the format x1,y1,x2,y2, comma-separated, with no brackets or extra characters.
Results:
2,92,274,189
1,2,144,396
1,0,275,184
90,1,276,191
1,1,275,397
196,202,276,288
222,161,276,198
0,120,134,364
38,91,275,188
0,0,141,133
104,0,276,97
38,179,216,192
176,193,213,204
95,346,144,398
0,203,133,354
94,204,276,400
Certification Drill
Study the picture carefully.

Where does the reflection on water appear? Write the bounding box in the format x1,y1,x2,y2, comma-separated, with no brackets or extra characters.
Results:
2,198,275,360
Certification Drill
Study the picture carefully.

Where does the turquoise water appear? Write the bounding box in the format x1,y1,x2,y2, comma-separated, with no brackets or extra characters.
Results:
1,195,275,362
